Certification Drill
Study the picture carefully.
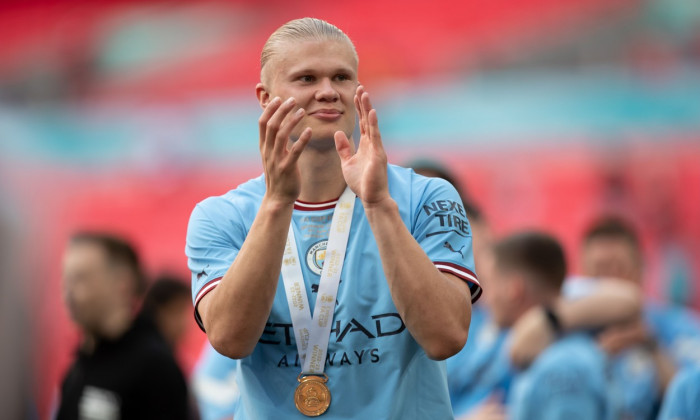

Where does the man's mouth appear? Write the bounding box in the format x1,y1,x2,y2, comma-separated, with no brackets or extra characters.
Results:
309,109,343,121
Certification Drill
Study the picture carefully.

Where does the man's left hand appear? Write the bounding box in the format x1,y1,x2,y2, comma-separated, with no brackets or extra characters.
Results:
334,85,391,208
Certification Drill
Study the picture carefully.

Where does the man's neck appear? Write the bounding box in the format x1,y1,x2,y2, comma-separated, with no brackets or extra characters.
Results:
296,144,347,203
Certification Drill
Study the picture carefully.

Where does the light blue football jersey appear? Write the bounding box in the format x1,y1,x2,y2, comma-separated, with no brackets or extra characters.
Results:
186,164,481,420
508,334,609,420
658,366,700,420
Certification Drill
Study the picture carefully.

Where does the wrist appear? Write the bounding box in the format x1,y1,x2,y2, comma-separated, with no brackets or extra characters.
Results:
261,195,295,214
362,196,397,217
542,305,563,337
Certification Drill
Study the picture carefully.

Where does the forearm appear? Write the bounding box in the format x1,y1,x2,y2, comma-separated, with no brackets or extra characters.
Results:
200,196,294,358
510,279,642,368
364,198,471,360
556,279,642,330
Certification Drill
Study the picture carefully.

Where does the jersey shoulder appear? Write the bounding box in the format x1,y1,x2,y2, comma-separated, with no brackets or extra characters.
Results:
194,174,266,223
387,164,456,193
387,164,461,212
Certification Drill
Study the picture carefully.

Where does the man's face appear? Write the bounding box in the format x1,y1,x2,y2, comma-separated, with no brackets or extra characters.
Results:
259,39,359,146
484,264,520,329
581,237,641,284
62,243,132,338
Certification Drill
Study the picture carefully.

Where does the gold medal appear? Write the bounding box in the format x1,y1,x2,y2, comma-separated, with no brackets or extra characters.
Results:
294,373,331,416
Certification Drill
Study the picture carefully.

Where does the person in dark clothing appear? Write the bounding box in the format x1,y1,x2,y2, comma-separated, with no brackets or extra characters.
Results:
57,233,189,420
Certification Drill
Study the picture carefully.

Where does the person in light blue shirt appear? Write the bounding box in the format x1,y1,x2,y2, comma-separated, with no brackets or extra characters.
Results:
582,216,700,420
487,232,609,420
186,18,481,420
192,343,239,420
188,165,480,419
658,366,700,420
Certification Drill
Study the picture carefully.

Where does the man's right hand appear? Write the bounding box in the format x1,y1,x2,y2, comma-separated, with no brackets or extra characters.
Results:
258,96,312,204
198,96,312,359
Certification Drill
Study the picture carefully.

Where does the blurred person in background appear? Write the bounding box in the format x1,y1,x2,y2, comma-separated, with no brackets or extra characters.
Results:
141,274,193,350
507,216,700,420
186,17,482,419
582,217,700,420
408,160,641,420
57,233,190,420
192,343,240,420
141,274,200,420
490,232,608,420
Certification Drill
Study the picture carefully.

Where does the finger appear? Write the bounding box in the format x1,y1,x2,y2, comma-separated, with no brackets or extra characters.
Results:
265,97,296,156
287,127,312,164
361,91,384,151
356,86,369,136
354,94,366,138
368,109,383,149
259,97,282,150
361,92,378,139
277,107,306,156
334,130,353,162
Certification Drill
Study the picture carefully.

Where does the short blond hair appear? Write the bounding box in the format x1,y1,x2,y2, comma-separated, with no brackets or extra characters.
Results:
260,18,357,84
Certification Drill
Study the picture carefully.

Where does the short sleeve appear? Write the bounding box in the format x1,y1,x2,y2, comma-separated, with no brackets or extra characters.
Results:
412,177,481,302
186,200,246,331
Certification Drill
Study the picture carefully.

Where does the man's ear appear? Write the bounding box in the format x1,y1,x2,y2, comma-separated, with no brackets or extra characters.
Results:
256,83,271,109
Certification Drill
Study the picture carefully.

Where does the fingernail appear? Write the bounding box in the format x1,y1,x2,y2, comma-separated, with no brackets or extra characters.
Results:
272,97,281,104
295,108,305,116
286,97,295,105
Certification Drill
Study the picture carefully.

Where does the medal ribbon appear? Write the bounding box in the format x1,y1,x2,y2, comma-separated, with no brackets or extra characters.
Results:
281,186,356,374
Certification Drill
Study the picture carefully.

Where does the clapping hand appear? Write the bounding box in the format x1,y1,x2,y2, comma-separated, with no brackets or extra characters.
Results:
334,86,390,208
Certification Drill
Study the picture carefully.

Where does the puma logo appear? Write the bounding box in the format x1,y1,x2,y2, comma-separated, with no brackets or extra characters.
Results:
197,265,210,280
444,242,465,258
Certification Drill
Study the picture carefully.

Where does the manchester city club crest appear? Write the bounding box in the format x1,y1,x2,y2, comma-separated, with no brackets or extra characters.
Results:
306,240,327,276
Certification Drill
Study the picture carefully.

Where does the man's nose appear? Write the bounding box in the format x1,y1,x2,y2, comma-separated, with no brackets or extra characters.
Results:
316,78,339,101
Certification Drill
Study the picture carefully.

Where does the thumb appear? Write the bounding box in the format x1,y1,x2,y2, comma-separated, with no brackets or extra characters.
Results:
334,131,353,162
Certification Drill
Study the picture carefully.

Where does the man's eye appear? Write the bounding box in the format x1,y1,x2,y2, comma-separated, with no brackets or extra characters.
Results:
335,74,349,81
299,75,315,82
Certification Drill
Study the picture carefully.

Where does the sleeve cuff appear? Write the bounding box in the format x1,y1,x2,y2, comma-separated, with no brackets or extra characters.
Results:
434,261,482,304
193,277,222,332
